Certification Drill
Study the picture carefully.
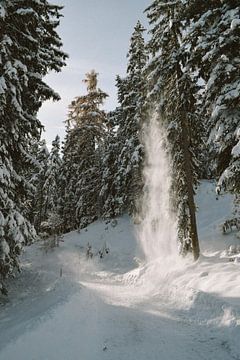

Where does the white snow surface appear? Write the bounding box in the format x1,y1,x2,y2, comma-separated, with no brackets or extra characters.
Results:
0,181,240,360
231,19,240,31
232,140,240,157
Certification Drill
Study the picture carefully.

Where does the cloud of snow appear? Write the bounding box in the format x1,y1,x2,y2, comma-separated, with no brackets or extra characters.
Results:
137,112,178,263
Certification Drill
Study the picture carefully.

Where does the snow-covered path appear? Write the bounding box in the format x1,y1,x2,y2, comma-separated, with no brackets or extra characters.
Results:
0,274,237,360
0,182,240,360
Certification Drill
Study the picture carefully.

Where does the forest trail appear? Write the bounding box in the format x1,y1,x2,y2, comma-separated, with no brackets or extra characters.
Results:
0,182,240,360
0,258,237,360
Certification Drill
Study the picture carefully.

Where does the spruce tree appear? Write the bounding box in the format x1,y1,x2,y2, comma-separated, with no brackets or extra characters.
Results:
45,136,62,211
100,111,120,218
114,21,147,215
145,0,201,259
58,129,78,232
182,0,240,194
32,135,62,234
0,0,66,292
60,71,108,230
30,140,50,231
99,78,129,218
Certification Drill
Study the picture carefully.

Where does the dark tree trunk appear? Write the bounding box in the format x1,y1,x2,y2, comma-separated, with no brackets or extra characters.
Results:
180,112,200,260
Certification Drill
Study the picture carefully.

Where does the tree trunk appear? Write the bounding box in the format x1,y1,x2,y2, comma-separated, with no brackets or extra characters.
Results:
180,110,200,261
171,9,200,261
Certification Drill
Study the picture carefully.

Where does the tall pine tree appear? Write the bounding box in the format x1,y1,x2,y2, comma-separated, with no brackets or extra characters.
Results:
0,0,66,292
32,135,62,235
60,71,108,230
44,135,62,223
182,0,240,194
114,21,148,215
29,140,49,231
145,0,201,259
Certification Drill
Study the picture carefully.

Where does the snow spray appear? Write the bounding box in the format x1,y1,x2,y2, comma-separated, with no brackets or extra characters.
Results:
138,113,178,262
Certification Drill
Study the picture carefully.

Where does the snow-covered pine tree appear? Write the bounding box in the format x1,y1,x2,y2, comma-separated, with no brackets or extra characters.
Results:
0,0,66,292
99,77,128,218
182,0,240,194
60,71,108,230
114,21,148,215
145,0,201,259
40,135,62,234
29,140,49,231
99,111,120,219
58,128,79,232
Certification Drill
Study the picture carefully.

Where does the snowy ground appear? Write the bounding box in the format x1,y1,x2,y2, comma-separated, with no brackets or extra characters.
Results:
0,181,240,360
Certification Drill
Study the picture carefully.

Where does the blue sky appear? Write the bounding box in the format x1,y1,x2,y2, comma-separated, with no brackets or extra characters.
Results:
39,0,150,147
